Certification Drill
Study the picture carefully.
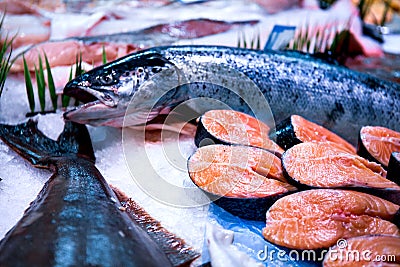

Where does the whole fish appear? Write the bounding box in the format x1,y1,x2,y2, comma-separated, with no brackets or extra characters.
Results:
76,19,258,45
0,120,175,267
11,19,257,72
63,45,400,145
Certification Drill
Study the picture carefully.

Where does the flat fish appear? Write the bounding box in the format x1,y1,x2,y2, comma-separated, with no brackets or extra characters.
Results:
262,189,400,250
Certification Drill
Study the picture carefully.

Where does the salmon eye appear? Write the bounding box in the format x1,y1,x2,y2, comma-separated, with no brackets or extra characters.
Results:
151,66,162,73
100,74,113,85
137,67,144,74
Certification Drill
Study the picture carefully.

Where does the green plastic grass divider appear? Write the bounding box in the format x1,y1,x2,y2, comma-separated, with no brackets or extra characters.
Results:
0,37,13,96
44,54,57,111
62,66,74,108
36,56,46,112
237,30,261,50
23,50,85,111
23,55,35,113
0,12,16,97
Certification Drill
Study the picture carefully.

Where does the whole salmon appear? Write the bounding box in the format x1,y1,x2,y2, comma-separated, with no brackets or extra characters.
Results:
63,45,400,144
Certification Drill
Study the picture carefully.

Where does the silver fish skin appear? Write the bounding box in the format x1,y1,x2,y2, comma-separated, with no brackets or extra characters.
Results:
63,45,400,144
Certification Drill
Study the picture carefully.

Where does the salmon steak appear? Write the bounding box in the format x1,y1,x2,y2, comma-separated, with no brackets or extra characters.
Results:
323,235,400,266
195,110,283,156
358,126,400,167
270,115,356,153
282,142,400,203
188,144,294,197
262,189,400,250
188,144,296,220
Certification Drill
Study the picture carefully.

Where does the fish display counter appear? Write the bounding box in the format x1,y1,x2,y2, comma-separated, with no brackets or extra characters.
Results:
0,0,400,266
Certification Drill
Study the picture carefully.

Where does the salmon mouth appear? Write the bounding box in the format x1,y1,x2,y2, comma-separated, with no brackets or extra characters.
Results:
63,84,99,104
63,101,110,122
62,82,124,126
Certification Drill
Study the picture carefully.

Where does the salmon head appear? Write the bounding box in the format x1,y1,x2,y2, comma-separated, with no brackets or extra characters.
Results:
63,52,185,127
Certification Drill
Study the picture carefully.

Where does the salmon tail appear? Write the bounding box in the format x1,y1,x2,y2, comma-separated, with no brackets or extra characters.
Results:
0,120,95,169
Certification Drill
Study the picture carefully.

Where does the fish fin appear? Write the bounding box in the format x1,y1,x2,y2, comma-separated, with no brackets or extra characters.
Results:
281,49,341,66
0,120,95,169
145,110,199,136
111,185,200,267
312,52,341,66
56,120,95,161
144,122,197,136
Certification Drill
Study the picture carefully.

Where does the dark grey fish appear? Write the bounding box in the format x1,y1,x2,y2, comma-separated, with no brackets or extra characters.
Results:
63,45,400,145
0,120,194,267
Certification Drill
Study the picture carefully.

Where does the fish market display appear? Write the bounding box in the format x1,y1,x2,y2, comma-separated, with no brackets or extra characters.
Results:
194,110,283,156
188,144,296,220
323,235,400,266
358,126,400,167
270,114,356,153
388,152,400,183
262,189,400,250
282,142,400,203
63,46,400,145
2,0,400,266
0,120,180,266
